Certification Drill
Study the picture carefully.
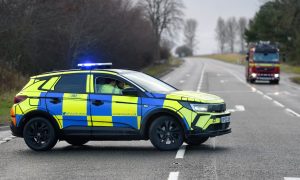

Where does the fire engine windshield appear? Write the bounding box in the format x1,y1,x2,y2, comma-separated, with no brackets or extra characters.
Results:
253,53,279,62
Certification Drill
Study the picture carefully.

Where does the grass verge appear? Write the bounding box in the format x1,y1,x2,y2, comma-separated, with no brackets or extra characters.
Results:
203,53,300,85
142,57,183,78
0,91,17,125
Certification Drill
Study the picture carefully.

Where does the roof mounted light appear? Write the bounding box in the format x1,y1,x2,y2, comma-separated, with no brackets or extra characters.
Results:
77,63,112,70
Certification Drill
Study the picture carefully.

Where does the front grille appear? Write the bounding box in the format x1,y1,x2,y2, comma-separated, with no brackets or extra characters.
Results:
206,123,230,131
208,103,226,112
256,67,275,72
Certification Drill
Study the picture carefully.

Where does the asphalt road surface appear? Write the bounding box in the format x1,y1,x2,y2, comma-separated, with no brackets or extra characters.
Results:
1,57,300,180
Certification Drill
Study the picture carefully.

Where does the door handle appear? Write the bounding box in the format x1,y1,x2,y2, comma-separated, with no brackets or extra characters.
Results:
49,98,61,104
92,100,104,106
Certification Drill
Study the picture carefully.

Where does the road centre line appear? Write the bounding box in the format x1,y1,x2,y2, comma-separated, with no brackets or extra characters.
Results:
196,64,206,92
285,108,300,117
175,145,186,159
168,172,179,180
273,100,285,108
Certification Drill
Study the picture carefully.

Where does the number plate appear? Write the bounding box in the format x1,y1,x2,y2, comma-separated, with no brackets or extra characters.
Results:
221,116,230,123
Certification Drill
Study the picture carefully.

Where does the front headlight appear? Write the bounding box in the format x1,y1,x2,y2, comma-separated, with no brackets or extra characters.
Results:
190,104,209,112
251,73,257,78
274,74,279,78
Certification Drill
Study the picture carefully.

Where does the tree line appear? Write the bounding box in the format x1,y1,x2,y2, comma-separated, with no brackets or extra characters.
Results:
245,0,300,64
215,16,248,54
0,0,184,76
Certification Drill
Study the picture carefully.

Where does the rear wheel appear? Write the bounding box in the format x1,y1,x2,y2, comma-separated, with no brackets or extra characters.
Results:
65,138,89,146
149,116,184,151
185,137,209,146
23,117,58,151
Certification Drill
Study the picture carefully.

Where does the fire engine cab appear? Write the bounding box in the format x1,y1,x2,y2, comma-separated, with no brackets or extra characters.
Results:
245,42,280,84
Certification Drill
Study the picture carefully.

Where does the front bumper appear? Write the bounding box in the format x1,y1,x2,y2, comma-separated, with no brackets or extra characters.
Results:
188,112,231,138
250,74,279,81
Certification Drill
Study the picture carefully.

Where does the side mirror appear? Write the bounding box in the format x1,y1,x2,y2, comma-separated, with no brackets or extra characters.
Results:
122,87,138,96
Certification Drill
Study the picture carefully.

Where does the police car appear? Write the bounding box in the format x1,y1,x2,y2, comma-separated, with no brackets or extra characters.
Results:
10,63,231,151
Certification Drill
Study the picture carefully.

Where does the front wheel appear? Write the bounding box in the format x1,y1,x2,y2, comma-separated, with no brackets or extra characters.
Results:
185,137,209,146
149,116,184,151
23,117,58,151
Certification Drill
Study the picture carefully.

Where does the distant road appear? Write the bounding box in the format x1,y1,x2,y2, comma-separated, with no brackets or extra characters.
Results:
0,57,300,180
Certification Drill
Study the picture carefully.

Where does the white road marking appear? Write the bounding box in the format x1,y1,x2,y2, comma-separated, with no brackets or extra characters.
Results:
263,95,273,100
0,140,6,144
227,109,235,113
163,77,170,82
220,80,225,83
179,80,185,84
256,90,263,95
273,100,285,108
168,172,179,180
3,137,12,141
186,74,190,77
197,64,206,92
284,177,300,180
175,145,186,159
235,105,245,111
251,87,257,92
285,108,300,117
211,137,216,149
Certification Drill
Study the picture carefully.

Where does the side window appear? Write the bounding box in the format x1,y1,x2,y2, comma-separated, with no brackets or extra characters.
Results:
95,76,132,95
53,74,87,93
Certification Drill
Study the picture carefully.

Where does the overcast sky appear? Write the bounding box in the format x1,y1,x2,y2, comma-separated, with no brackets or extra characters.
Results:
179,0,262,55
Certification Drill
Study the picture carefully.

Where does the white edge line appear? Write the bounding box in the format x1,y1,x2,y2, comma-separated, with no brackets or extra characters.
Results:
286,108,300,117
273,100,285,108
284,177,300,180
168,172,179,180
263,95,273,100
197,64,206,92
175,145,186,159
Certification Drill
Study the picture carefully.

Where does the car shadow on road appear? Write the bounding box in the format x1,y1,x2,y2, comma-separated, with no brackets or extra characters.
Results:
187,144,231,154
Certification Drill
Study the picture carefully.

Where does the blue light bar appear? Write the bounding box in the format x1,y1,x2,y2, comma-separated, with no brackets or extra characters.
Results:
77,63,112,69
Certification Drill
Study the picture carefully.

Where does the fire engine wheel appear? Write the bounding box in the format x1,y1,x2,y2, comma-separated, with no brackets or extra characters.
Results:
270,80,279,84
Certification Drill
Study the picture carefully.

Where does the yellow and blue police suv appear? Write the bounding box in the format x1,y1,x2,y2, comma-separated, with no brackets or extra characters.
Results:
10,63,231,151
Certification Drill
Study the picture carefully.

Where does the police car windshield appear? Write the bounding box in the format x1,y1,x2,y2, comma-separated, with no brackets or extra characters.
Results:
122,72,176,93
253,53,279,62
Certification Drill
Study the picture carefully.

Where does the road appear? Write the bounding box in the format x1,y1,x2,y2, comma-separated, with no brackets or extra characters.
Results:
1,57,300,180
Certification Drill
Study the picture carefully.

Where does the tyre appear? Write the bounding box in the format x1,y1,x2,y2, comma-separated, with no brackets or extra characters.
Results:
149,116,184,151
270,80,279,84
23,117,58,151
185,137,209,146
65,138,89,146
250,79,255,84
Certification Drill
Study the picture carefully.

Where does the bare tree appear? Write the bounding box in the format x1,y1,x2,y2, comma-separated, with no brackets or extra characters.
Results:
238,17,247,53
226,17,238,53
215,17,227,53
184,18,198,55
138,0,184,61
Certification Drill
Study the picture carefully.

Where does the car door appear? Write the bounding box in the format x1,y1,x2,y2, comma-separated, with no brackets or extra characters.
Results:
45,73,91,129
89,73,142,130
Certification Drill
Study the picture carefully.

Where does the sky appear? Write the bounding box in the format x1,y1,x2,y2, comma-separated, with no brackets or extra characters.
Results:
179,0,262,55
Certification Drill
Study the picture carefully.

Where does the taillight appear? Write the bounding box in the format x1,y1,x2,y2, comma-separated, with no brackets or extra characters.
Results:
13,95,28,104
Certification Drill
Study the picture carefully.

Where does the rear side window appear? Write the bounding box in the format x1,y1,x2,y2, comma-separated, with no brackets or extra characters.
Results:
53,74,87,93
